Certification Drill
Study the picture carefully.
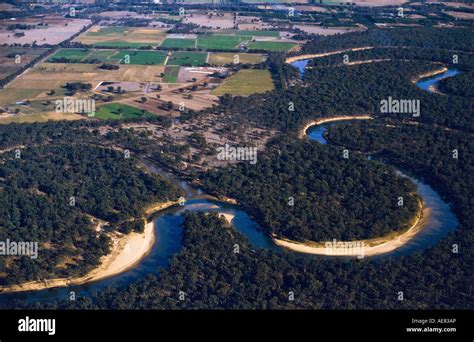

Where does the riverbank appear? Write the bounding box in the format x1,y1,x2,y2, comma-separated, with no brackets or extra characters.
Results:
412,66,448,84
219,212,235,224
285,46,373,64
273,200,426,257
299,115,373,138
0,201,177,294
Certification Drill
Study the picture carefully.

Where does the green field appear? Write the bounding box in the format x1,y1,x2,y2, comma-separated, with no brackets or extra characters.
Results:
85,49,117,62
167,51,208,66
230,30,280,37
212,69,274,96
94,103,155,120
160,38,196,49
163,66,180,83
92,41,154,48
197,35,252,50
248,41,297,51
48,49,90,62
110,50,168,65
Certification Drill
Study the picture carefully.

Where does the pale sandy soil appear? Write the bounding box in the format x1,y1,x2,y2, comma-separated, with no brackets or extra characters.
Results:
345,59,391,65
421,1,474,9
184,13,235,29
445,10,474,19
299,115,373,138
350,0,408,7
294,25,364,35
285,46,373,63
0,18,91,45
219,213,235,224
0,201,177,294
273,202,427,257
411,66,448,83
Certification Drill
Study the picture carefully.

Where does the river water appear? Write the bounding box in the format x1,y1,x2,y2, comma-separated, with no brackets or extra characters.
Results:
416,69,461,93
0,120,459,305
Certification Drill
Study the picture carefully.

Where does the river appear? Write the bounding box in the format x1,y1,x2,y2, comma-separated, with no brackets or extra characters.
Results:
0,120,459,304
416,68,461,94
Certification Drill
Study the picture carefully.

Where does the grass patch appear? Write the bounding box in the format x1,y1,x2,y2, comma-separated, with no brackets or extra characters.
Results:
212,69,274,96
168,51,207,66
163,66,180,83
235,30,280,37
197,35,251,50
110,50,167,65
48,48,91,62
95,103,155,120
85,49,117,62
160,38,196,49
92,41,154,48
248,41,297,51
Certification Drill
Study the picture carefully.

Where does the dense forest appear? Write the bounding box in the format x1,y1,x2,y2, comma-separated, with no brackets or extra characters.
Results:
201,138,419,242
438,71,474,97
0,18,472,310
298,28,474,56
16,209,472,310
0,143,179,285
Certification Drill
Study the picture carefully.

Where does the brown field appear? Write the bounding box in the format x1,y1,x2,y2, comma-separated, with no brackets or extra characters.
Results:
74,25,166,46
237,22,273,30
184,13,235,29
0,47,49,80
0,89,46,107
421,1,474,9
0,3,19,11
294,24,366,35
349,0,408,6
0,63,164,107
445,10,474,19
176,67,216,83
0,17,91,45
157,90,218,111
208,52,266,65
294,5,332,12
0,111,84,124
13,63,165,84
97,11,149,19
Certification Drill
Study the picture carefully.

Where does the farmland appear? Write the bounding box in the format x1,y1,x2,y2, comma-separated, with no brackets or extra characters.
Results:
160,38,196,49
0,16,91,45
248,41,297,51
48,48,168,65
48,48,91,62
94,103,155,120
197,35,252,50
111,50,168,65
162,66,180,83
0,62,165,107
74,25,166,47
167,52,208,66
0,47,49,81
212,69,274,96
208,52,265,65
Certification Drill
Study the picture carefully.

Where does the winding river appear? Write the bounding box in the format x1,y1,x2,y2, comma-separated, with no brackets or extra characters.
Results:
415,68,461,93
0,119,459,304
